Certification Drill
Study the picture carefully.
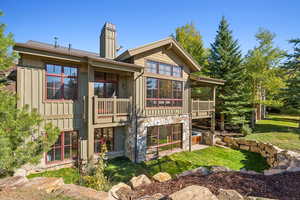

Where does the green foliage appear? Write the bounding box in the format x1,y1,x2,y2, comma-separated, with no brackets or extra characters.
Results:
175,22,209,71
206,16,251,126
0,89,60,175
81,144,111,191
0,12,60,175
283,39,300,74
241,124,252,136
0,11,18,71
281,39,300,111
245,28,285,108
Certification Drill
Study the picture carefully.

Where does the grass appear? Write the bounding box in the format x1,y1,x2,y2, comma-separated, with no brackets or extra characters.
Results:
28,146,268,186
244,114,300,152
27,167,80,184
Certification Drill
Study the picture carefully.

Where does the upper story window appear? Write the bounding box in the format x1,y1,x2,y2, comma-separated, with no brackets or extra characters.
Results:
146,60,182,77
94,72,118,98
146,77,183,107
46,64,78,100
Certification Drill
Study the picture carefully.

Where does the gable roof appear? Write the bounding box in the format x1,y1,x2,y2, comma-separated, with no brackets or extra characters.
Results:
116,37,201,72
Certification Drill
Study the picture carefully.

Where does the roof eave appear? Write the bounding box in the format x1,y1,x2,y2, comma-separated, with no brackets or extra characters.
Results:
14,43,143,72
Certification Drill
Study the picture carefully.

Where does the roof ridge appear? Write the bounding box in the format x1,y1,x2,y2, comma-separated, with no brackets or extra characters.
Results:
26,40,99,56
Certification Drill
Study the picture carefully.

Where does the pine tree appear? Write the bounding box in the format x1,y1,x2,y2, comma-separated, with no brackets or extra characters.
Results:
0,11,60,176
282,39,300,125
206,16,251,130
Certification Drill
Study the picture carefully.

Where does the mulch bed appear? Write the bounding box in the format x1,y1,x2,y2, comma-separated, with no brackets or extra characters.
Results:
131,171,300,200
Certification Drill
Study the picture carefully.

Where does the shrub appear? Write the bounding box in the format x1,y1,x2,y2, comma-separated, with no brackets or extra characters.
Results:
241,124,252,136
80,143,111,191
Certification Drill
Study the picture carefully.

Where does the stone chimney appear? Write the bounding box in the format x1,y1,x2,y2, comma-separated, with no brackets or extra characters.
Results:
100,22,117,59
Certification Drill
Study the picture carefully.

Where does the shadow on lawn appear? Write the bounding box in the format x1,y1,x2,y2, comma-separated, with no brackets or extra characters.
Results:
238,150,269,172
254,123,300,134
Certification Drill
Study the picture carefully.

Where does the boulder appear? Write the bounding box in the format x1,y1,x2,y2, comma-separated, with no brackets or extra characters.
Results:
245,197,277,200
239,169,260,175
263,169,285,176
23,177,64,193
169,185,218,200
137,193,165,200
115,187,134,200
210,166,230,173
109,182,132,200
250,145,260,153
0,176,29,189
152,172,172,182
240,145,250,151
14,168,27,177
57,184,108,200
129,174,152,189
177,167,210,178
217,189,244,200
223,136,233,144
286,167,300,172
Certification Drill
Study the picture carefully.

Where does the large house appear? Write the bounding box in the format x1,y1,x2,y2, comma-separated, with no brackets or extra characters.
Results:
12,23,224,171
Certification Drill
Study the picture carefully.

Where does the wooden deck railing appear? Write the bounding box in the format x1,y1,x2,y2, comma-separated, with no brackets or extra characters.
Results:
191,100,215,118
93,96,132,124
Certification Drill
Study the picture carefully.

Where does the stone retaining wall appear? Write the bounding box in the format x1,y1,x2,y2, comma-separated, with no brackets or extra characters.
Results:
222,136,300,169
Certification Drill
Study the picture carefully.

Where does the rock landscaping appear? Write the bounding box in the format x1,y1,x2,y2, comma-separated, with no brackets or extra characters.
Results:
222,136,300,173
109,169,300,200
0,176,108,200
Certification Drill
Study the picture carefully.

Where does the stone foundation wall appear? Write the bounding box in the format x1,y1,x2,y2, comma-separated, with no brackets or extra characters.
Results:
125,114,190,163
222,136,300,169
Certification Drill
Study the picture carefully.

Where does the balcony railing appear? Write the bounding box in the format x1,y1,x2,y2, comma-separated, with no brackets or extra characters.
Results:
93,96,132,124
191,100,215,118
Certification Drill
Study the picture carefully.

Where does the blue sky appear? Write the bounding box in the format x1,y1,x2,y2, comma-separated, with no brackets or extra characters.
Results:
1,0,300,55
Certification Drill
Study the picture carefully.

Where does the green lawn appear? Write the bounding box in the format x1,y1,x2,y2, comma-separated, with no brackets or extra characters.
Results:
244,114,300,152
28,146,268,186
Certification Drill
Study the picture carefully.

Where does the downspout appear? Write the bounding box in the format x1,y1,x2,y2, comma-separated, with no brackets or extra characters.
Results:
134,68,145,163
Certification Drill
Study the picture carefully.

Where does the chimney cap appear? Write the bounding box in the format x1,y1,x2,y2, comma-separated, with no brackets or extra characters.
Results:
103,22,116,31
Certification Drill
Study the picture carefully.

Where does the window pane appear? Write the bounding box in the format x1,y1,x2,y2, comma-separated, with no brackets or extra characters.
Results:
64,67,77,76
147,78,158,98
94,82,105,97
64,78,77,99
147,127,158,147
54,134,62,146
94,72,105,81
64,132,71,145
106,73,118,82
64,146,71,159
71,132,78,159
146,100,157,107
54,148,62,161
159,63,172,76
173,101,182,107
173,66,182,77
47,149,54,162
47,76,62,99
146,61,157,74
46,64,62,74
159,79,172,98
94,128,114,153
106,83,116,97
173,81,183,99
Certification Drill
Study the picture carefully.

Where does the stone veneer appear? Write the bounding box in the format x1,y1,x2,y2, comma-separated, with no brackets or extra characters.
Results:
125,114,190,163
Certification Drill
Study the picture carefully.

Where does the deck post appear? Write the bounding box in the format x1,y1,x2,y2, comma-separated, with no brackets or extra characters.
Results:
113,96,117,122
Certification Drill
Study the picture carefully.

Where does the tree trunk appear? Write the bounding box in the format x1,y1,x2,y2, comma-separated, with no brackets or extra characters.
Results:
220,113,225,132
251,109,256,129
